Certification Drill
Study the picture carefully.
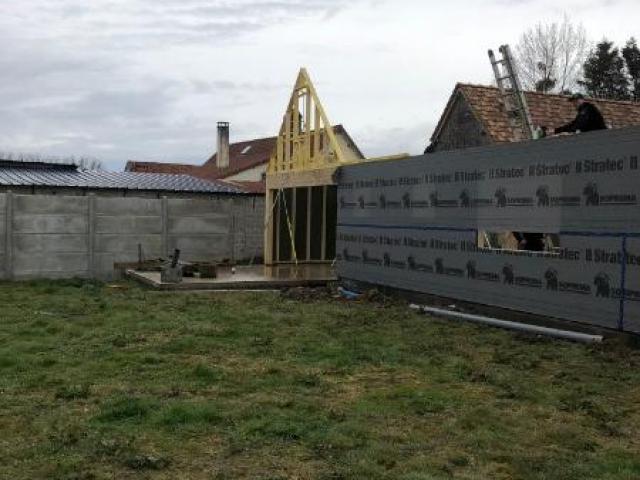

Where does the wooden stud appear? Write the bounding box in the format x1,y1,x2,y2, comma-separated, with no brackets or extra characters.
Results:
305,89,311,168
291,187,297,262
321,185,327,261
275,190,282,263
263,189,273,264
313,106,321,162
284,111,291,169
292,95,299,170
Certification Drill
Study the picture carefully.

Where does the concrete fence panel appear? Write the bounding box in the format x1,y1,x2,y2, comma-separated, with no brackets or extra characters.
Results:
167,215,230,235
0,192,265,280
96,216,163,235
11,195,89,279
13,215,88,235
167,197,244,263
167,198,234,216
232,197,265,261
13,194,87,215
95,197,162,216
93,197,164,278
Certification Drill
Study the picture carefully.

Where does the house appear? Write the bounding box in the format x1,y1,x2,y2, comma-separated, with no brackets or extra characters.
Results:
125,122,364,194
429,83,640,153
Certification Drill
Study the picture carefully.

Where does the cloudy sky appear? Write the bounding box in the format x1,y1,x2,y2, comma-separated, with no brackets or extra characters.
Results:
1,0,638,170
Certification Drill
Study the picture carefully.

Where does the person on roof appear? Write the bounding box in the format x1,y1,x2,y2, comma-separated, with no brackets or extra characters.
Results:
554,93,607,134
513,232,545,252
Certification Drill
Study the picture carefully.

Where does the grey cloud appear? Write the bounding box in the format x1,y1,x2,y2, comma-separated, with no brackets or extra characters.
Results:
3,0,632,171
353,122,435,158
29,0,361,47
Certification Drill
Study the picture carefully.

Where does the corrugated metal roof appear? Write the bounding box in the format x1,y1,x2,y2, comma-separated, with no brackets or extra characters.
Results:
0,164,244,194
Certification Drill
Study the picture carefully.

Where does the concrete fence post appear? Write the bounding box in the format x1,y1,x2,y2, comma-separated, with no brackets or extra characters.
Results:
4,191,13,280
87,194,96,279
229,199,236,263
161,196,168,258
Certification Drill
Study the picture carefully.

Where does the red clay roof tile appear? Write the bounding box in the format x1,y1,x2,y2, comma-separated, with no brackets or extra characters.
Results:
125,125,360,192
432,83,640,145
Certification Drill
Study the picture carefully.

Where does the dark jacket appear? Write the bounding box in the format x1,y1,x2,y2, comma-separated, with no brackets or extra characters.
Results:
554,102,607,134
513,232,545,252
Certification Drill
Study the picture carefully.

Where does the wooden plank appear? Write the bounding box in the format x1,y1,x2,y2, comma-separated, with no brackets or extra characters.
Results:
264,189,274,264
276,135,284,172
292,96,300,170
305,91,311,168
313,107,321,162
266,166,337,190
284,112,291,169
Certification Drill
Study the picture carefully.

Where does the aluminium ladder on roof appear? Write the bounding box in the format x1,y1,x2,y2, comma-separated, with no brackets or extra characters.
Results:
488,44,536,141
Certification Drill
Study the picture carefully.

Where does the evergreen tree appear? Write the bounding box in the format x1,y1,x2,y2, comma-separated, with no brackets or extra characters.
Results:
580,40,630,100
622,38,640,101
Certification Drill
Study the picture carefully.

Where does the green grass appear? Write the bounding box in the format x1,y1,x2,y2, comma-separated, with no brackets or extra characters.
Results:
1,280,640,479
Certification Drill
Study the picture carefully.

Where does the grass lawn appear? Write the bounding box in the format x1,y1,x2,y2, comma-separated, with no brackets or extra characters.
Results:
1,280,639,480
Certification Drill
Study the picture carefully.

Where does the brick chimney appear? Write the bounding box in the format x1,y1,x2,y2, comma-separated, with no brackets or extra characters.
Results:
217,122,230,169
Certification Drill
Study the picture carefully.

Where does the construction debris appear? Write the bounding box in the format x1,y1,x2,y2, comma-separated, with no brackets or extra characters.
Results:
160,249,183,284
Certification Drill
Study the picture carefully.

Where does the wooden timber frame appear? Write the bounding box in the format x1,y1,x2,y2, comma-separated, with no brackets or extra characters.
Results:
264,68,362,265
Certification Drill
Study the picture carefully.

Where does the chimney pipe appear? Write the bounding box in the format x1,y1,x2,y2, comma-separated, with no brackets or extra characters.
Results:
217,122,230,169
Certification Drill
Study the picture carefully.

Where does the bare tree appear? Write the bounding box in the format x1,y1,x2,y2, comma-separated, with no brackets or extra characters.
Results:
0,151,103,171
515,16,589,94
75,156,103,172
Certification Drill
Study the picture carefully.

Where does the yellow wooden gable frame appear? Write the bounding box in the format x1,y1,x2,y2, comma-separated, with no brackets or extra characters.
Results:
269,68,349,174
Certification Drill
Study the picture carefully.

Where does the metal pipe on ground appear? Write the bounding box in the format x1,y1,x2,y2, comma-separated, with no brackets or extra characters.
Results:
409,304,603,344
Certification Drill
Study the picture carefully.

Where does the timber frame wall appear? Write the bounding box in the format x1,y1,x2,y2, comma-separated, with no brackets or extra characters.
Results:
267,184,338,264
264,68,363,265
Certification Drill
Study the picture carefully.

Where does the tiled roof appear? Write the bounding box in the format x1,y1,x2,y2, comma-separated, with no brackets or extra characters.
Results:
432,83,640,144
201,135,275,179
125,125,363,182
0,161,244,194
123,161,200,175
125,135,275,181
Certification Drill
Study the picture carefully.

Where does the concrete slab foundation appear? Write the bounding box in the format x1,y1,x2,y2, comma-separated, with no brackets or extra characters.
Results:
127,264,336,290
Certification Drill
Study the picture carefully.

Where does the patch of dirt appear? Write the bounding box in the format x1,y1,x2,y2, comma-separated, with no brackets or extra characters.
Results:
280,286,334,302
280,285,402,308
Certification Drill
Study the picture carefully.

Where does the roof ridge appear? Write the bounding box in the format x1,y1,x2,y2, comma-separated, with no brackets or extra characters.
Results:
126,160,199,167
209,124,346,150
457,83,640,105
